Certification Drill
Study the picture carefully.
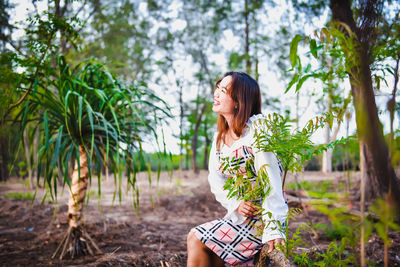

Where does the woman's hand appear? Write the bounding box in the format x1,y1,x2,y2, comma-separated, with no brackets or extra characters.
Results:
267,238,284,253
236,201,259,217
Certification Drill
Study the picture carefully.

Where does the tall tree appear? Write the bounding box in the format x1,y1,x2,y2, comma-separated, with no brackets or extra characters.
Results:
0,1,79,181
288,0,400,207
329,0,400,208
0,0,18,181
78,0,154,81
317,51,351,173
226,0,270,78
176,0,222,172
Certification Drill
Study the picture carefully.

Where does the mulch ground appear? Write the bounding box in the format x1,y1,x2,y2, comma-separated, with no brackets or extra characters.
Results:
0,171,399,266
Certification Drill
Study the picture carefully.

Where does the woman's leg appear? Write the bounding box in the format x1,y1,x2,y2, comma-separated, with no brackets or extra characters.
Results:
187,230,225,267
210,251,226,267
187,231,211,267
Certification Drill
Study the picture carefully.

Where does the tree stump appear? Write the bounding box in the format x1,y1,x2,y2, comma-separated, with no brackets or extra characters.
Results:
254,244,292,267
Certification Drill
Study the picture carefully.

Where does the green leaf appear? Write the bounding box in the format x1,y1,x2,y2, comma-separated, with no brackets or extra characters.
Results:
375,222,390,245
304,63,311,74
78,95,83,136
285,74,299,93
85,102,95,159
290,34,302,68
43,111,49,150
295,74,313,92
51,125,63,167
309,39,318,58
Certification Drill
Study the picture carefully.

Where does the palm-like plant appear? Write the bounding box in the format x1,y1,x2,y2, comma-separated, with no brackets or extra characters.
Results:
19,56,169,259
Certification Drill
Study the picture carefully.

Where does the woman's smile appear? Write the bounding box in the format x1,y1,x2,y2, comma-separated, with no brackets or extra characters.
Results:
212,75,235,116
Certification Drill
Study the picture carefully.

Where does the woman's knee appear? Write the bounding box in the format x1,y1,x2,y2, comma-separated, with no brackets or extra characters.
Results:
188,230,208,252
187,230,198,247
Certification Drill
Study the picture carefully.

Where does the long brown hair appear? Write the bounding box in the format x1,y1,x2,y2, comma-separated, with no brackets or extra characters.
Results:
216,71,261,150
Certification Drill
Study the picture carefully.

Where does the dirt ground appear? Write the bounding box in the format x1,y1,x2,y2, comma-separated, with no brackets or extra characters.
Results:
0,170,399,266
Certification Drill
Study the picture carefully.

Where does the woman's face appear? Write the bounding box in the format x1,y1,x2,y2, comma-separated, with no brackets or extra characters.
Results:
212,75,236,117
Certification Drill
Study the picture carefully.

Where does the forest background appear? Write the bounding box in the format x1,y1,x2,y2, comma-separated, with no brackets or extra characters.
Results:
1,0,400,266
3,0,400,177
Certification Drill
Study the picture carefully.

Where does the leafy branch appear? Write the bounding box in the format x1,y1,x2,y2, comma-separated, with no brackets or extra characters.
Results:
252,113,345,188
221,155,270,206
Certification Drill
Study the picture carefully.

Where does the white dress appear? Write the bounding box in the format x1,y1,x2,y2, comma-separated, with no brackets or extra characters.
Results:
192,114,288,266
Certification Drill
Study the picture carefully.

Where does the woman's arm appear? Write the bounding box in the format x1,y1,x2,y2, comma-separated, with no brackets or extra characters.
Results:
254,150,288,244
208,138,243,222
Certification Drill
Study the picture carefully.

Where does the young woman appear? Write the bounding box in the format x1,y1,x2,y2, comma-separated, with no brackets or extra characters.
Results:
187,72,288,266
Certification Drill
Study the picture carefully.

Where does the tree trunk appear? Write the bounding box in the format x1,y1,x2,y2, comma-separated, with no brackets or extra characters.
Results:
360,141,367,266
199,51,215,95
322,123,332,173
0,133,9,181
186,143,190,170
54,0,68,53
23,128,34,189
192,104,206,174
192,125,201,174
68,145,89,227
388,58,399,157
244,0,251,74
323,122,341,172
322,56,339,174
203,122,210,170
33,126,39,187
330,0,400,209
192,137,199,173
52,145,101,259
322,149,332,173
179,83,184,171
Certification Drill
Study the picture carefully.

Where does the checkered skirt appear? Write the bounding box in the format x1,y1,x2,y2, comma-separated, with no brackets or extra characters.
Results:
192,217,263,266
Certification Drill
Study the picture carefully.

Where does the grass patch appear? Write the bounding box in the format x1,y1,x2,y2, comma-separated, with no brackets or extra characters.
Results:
306,190,340,199
287,180,346,196
3,191,35,201
287,180,336,191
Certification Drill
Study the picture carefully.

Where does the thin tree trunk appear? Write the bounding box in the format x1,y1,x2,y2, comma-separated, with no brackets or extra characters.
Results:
203,122,210,170
192,132,199,174
54,0,69,53
322,58,334,173
360,142,367,267
199,51,215,94
186,143,190,170
33,126,39,187
322,123,332,173
192,105,206,174
179,83,184,171
254,13,259,82
244,0,251,74
0,134,9,181
68,145,89,228
323,122,341,172
345,111,352,190
23,128,34,189
388,58,399,157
